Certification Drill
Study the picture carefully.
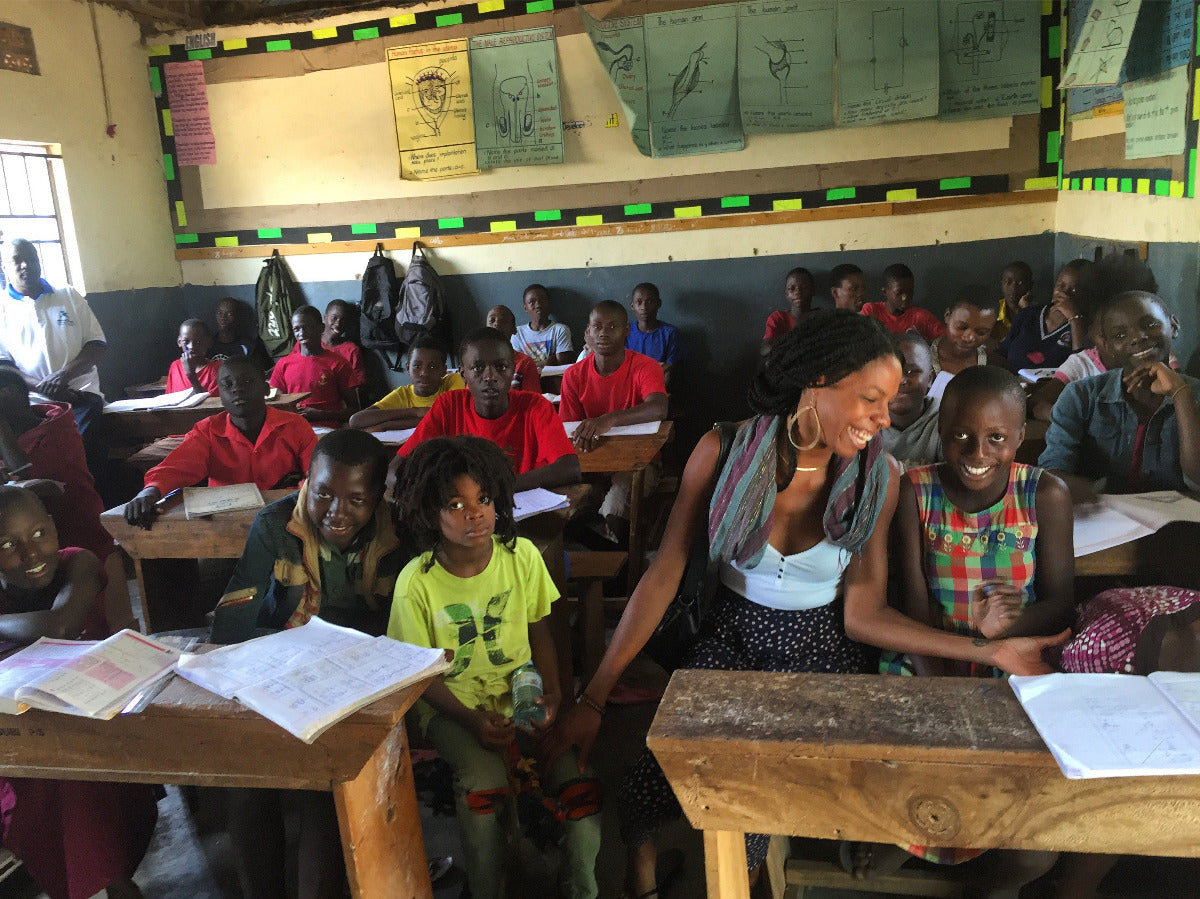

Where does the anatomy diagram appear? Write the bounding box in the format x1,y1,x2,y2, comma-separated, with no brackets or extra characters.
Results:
952,1,1021,75
668,42,708,118
757,37,809,104
409,66,455,136
595,40,636,79
493,65,535,144
870,7,907,90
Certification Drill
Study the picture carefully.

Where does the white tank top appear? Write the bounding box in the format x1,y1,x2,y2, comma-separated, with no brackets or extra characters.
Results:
719,538,849,611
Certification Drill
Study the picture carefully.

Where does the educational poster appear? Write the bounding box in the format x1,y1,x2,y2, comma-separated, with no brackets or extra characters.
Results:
1123,65,1188,159
1060,0,1143,88
645,4,744,157
836,0,940,127
163,60,217,165
468,27,564,169
387,39,478,181
1065,0,1124,118
1124,0,1194,82
582,9,651,156
937,0,1042,121
737,0,836,133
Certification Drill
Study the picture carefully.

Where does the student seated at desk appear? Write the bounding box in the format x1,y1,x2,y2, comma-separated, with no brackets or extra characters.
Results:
561,301,667,543
393,327,580,492
269,306,362,426
124,357,317,530
761,267,814,355
485,305,541,392
998,259,1091,372
1039,289,1200,502
930,290,1006,378
320,299,365,383
210,430,406,899
348,337,464,431
992,260,1033,343
512,284,573,367
210,296,273,372
829,262,866,313
390,436,600,899
165,318,222,395
628,282,682,388
861,367,1072,891
881,333,942,471
0,487,157,899
861,263,945,342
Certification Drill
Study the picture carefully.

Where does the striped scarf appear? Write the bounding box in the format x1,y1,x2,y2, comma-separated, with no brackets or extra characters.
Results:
708,414,890,567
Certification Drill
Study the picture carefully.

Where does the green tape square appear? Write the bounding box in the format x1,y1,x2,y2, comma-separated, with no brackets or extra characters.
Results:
187,49,212,60
438,217,464,229
1046,130,1060,164
436,12,464,26
174,233,199,245
257,228,283,239
623,203,651,215
534,210,562,221
720,195,749,208
939,176,971,190
1047,25,1060,59
527,0,554,11
1120,177,1133,193
1071,178,1081,190
265,39,291,52
214,236,239,248
825,187,855,201
353,27,380,40
1190,150,1196,198
1155,179,1171,196
351,223,378,235
163,154,175,181
149,66,161,94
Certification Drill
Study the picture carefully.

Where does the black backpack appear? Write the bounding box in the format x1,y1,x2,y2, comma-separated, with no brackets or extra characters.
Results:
256,249,299,360
359,244,402,359
396,242,451,355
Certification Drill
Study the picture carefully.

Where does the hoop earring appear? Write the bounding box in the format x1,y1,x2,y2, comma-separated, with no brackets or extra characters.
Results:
786,404,822,452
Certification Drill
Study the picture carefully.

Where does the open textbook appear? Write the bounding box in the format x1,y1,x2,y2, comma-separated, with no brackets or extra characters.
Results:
1011,672,1200,779
562,420,662,438
104,388,209,412
1074,491,1200,556
0,630,181,718
513,487,570,521
175,618,450,743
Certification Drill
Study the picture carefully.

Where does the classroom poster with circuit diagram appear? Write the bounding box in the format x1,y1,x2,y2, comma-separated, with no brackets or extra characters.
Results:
387,38,478,181
736,0,836,133
836,0,940,127
582,8,651,156
468,27,564,169
937,0,1042,120
645,4,744,157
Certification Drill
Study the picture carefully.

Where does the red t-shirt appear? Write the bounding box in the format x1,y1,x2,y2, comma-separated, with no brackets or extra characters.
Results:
559,350,666,422
762,309,796,341
20,403,112,562
145,405,317,494
513,351,540,393
399,389,575,475
860,303,946,342
269,350,358,411
323,341,366,382
166,358,222,395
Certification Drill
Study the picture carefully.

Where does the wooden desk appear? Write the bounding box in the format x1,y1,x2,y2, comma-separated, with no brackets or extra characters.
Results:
0,671,437,897
649,669,1200,899
102,393,308,448
1075,519,1200,582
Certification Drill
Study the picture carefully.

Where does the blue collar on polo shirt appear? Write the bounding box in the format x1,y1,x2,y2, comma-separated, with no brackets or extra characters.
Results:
6,278,52,301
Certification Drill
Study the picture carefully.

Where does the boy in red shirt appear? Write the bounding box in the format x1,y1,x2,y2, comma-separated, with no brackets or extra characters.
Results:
321,299,365,384
124,356,317,529
560,301,668,542
861,263,946,342
166,319,222,395
486,304,543,392
761,267,814,355
270,306,362,425
392,327,579,492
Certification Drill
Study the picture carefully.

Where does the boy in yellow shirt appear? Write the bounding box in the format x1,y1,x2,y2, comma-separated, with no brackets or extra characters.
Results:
348,337,463,430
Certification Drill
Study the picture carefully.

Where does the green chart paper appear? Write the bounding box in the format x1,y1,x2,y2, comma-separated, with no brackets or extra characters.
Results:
737,0,836,133
582,8,651,156
837,0,940,127
938,0,1042,121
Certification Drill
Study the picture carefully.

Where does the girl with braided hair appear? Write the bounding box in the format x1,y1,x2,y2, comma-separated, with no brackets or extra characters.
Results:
541,309,1067,898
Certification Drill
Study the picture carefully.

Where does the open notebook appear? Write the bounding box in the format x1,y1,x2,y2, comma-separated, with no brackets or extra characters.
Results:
104,388,209,412
1074,491,1200,556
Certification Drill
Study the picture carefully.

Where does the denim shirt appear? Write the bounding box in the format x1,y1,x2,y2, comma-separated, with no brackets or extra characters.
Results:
1039,369,1200,492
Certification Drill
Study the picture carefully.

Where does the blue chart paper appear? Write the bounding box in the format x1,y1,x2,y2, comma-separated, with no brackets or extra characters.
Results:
938,0,1043,120
1065,0,1124,117
1125,0,1194,81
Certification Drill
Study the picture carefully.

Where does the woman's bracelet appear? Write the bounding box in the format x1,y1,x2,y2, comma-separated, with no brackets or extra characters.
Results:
577,692,605,716
1170,384,1191,402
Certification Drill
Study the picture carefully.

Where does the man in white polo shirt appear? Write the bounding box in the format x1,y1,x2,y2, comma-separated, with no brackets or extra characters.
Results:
0,237,107,478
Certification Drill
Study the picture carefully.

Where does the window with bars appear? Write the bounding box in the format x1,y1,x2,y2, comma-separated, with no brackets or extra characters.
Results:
0,141,75,292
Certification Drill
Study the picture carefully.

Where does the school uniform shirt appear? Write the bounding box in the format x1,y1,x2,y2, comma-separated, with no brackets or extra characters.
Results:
559,349,667,421
325,340,365,379
389,535,557,733
998,303,1073,370
762,310,796,342
210,335,275,372
513,350,541,392
628,320,682,364
269,349,359,412
372,372,465,410
0,280,106,399
860,302,946,342
1039,369,1200,493
144,406,317,495
165,357,222,395
399,389,576,475
512,321,572,367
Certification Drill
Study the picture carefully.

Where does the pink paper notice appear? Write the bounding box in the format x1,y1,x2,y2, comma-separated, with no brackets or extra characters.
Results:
164,60,217,165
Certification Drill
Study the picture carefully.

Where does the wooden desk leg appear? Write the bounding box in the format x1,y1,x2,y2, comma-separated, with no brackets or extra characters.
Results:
131,558,154,635
333,723,432,899
627,466,646,595
704,830,751,899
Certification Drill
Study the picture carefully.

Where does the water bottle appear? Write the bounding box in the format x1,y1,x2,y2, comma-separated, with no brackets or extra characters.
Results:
510,662,545,727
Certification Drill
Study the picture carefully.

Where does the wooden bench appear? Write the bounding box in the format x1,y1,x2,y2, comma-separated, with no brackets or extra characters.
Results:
566,549,627,680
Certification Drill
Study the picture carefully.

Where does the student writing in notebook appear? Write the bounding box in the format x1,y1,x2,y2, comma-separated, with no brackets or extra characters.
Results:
0,486,157,899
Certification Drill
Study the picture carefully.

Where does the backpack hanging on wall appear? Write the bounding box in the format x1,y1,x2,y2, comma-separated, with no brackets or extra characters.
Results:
359,243,403,369
396,242,451,356
256,249,299,360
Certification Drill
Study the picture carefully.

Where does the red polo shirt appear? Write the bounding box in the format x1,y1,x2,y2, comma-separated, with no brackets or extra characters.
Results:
269,349,359,412
166,358,222,395
513,351,540,392
323,340,366,382
559,349,666,422
860,303,946,342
